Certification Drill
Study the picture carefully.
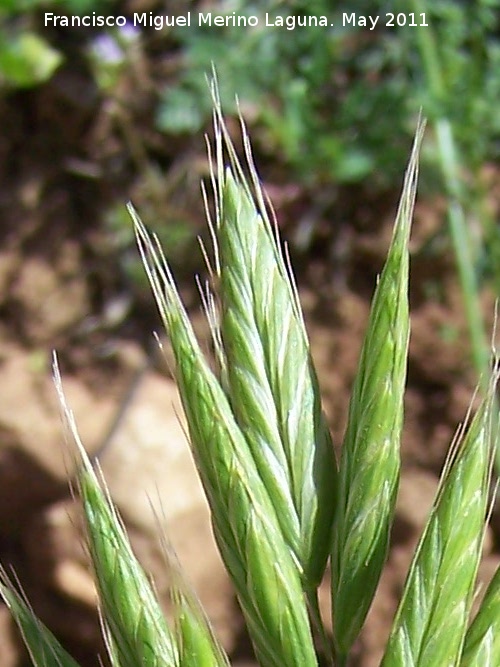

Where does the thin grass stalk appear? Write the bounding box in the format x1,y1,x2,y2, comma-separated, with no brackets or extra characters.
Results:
54,363,179,667
0,571,82,667
381,376,497,667
409,7,500,487
132,215,318,667
209,98,337,589
331,120,424,658
461,558,500,666
409,0,489,383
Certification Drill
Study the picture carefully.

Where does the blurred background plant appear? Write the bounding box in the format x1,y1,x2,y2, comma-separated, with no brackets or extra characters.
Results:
1,0,499,361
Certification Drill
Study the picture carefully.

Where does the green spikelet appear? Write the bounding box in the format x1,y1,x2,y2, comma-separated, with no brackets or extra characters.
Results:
332,119,425,657
382,379,496,667
215,145,337,588
0,572,82,667
133,214,318,667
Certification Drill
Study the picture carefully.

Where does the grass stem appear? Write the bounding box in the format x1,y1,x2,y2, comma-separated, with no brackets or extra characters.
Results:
410,0,489,383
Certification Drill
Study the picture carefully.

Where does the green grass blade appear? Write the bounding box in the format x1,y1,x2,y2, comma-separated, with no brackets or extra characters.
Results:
54,362,179,667
132,216,318,667
211,109,337,588
331,120,425,656
381,381,497,667
461,561,500,666
0,571,82,667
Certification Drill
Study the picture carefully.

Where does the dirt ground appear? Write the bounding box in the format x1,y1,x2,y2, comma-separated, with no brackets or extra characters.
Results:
0,58,499,667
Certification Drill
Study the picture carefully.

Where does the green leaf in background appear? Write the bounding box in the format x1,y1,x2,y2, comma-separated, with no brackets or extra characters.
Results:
0,0,48,14
0,31,63,87
0,0,116,14
58,0,113,13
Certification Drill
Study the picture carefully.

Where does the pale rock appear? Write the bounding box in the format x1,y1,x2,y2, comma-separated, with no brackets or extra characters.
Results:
0,345,115,534
10,245,89,344
54,559,97,609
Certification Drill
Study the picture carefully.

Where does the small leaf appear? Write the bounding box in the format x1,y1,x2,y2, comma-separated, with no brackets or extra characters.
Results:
0,32,62,87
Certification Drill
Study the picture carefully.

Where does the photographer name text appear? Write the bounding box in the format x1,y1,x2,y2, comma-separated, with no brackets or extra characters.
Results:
44,12,429,31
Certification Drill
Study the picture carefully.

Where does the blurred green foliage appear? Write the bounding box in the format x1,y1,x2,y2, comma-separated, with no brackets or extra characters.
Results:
158,0,500,190
0,0,499,292
2,0,498,188
0,0,111,87
0,30,62,87
155,0,500,316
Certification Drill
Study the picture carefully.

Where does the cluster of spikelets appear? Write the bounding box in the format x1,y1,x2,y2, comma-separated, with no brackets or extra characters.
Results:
2,90,500,667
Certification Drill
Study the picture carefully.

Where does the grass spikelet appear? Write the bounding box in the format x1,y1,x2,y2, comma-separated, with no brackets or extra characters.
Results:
0,570,82,667
165,538,230,667
381,376,497,667
173,593,229,667
54,362,179,667
461,556,500,665
131,214,317,667
331,119,425,656
209,102,337,588
77,468,178,667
